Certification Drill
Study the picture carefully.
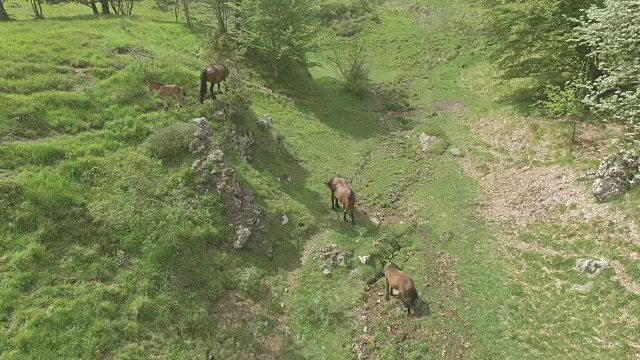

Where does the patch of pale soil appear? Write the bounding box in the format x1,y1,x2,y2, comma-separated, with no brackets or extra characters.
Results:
477,165,583,225
471,113,623,164
286,231,325,289
432,100,465,114
212,291,293,359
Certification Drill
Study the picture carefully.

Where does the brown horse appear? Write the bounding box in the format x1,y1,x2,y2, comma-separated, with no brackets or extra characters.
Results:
199,63,229,103
327,177,356,224
148,80,186,111
384,263,419,317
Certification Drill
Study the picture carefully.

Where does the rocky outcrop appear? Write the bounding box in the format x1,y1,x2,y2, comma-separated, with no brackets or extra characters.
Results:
592,151,640,201
190,117,263,249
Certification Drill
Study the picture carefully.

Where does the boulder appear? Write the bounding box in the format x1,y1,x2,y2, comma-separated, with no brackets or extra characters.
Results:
576,258,610,278
190,117,213,154
592,151,640,201
233,227,251,249
419,133,438,151
449,147,462,157
257,114,272,129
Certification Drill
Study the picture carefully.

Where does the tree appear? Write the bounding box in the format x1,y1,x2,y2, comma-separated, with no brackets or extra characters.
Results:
481,0,602,83
28,0,44,18
198,0,229,33
572,0,640,127
1,0,10,20
235,0,319,78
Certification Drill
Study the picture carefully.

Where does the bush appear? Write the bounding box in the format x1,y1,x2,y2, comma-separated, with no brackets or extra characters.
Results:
105,117,152,144
233,266,264,297
330,36,370,96
142,122,196,164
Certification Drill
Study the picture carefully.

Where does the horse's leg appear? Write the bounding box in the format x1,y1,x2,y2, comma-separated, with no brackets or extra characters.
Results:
210,83,216,100
351,208,356,225
217,82,221,94
331,193,336,210
174,94,181,109
385,278,390,301
162,96,168,111
343,208,348,222
224,80,228,92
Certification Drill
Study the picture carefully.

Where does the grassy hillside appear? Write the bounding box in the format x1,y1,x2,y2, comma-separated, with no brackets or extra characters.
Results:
2,0,640,359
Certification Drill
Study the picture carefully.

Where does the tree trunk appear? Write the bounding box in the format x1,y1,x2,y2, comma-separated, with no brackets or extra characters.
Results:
0,0,9,20
89,0,99,14
100,0,110,14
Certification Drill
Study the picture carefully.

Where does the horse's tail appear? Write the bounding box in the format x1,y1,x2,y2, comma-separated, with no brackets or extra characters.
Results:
199,68,207,103
222,64,230,78
408,287,419,306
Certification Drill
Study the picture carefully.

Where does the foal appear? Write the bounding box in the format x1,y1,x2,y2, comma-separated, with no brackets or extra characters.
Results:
384,263,419,317
147,80,186,111
327,177,356,224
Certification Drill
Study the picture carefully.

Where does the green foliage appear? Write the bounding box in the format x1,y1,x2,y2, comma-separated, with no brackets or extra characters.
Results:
572,0,640,126
233,266,265,297
537,84,585,118
234,0,320,77
481,0,601,82
318,0,380,37
330,36,370,96
142,122,196,164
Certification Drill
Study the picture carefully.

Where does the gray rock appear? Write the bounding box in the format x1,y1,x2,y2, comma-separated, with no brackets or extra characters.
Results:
256,114,272,129
359,255,370,264
592,151,640,201
233,227,252,249
323,268,332,275
571,282,593,292
576,258,610,278
212,110,225,121
450,147,462,157
336,253,346,266
419,133,438,151
281,214,288,225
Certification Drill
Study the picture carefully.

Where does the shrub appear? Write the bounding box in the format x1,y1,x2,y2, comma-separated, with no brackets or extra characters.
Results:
142,122,196,164
233,266,264,297
330,36,370,96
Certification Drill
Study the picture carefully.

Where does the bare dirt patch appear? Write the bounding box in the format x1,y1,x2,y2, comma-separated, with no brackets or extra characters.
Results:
477,165,584,225
432,100,465,114
211,291,295,359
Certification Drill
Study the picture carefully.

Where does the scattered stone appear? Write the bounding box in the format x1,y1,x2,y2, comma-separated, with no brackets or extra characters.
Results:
592,150,640,201
281,214,288,225
377,292,383,297
419,133,438,151
376,299,381,304
571,282,593,292
228,128,256,161
313,244,352,273
358,255,370,264
576,258,610,278
323,268,332,275
280,302,285,309
284,288,289,293
370,217,380,227
450,147,463,157
256,114,272,129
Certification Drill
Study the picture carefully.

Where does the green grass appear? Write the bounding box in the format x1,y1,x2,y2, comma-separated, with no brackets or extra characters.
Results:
3,0,640,358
